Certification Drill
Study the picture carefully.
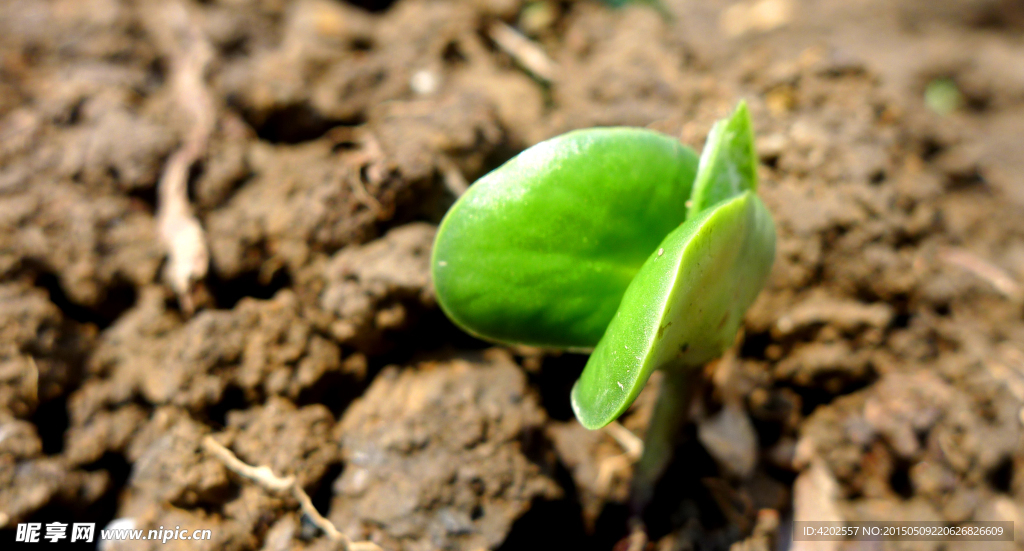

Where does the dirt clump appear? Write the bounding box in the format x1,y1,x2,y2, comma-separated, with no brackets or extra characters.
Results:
311,222,436,351
330,350,559,551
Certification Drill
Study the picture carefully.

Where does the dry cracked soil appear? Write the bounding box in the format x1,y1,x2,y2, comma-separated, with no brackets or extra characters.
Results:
2,0,1024,550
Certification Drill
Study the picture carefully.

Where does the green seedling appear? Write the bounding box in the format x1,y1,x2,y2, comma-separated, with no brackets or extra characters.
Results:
432,103,775,514
433,127,699,350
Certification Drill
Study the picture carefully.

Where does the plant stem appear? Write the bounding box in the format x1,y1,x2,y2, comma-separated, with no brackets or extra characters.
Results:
629,366,702,517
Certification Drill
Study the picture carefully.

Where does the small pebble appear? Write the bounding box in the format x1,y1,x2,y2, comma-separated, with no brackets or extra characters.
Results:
410,70,440,96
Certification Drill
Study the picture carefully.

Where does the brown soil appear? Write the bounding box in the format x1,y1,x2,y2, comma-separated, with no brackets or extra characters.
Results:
3,0,1024,550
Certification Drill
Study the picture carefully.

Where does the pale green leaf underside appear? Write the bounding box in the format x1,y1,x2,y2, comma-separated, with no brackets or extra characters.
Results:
571,191,776,429
432,128,699,349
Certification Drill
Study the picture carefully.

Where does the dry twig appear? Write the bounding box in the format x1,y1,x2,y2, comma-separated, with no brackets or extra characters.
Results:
487,21,558,83
594,454,631,497
595,421,644,496
604,420,643,461
437,156,469,196
340,131,386,213
940,247,1022,300
201,436,382,551
147,1,215,314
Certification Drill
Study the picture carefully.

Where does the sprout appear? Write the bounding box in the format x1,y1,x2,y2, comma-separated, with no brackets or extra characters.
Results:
431,102,776,514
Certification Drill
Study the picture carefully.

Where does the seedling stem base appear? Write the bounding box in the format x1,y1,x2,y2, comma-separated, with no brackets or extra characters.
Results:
630,366,704,517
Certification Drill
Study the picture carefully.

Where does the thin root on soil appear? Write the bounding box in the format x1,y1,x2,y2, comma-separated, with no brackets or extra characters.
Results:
605,420,644,460
595,422,644,497
201,436,383,551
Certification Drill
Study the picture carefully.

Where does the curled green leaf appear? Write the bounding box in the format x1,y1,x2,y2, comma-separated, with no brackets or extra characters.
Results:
432,128,699,349
687,101,758,217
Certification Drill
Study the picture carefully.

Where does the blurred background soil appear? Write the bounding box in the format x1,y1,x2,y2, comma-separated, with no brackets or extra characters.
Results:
2,0,1024,549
